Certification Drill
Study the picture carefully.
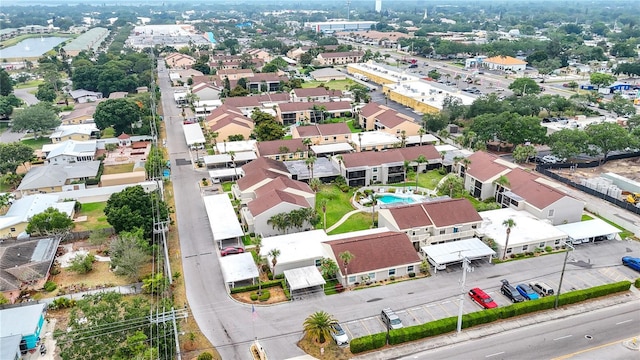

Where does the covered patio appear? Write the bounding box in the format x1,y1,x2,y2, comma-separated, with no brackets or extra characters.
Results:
421,238,495,273
283,266,326,301
220,253,259,289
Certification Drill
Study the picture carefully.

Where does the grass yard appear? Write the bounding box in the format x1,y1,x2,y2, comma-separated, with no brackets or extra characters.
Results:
388,169,445,190
103,163,134,175
316,185,356,229
594,214,635,240
74,202,110,231
301,79,356,90
346,119,362,133
21,137,51,150
581,214,594,221
328,212,375,235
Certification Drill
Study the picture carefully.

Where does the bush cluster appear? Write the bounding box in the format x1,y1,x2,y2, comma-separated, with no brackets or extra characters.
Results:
635,278,640,289
230,279,291,300
43,281,57,292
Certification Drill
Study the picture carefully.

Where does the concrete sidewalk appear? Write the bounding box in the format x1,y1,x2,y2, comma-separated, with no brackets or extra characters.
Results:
355,287,640,359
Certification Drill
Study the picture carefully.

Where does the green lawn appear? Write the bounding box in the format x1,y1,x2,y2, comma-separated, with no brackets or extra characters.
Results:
222,182,233,192
346,119,362,133
316,185,356,229
389,170,446,190
21,137,51,150
14,79,45,89
327,212,374,235
75,202,110,231
301,79,356,90
581,214,594,221
103,163,134,175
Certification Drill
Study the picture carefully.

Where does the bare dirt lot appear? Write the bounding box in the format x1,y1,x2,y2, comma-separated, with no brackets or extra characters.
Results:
549,157,640,183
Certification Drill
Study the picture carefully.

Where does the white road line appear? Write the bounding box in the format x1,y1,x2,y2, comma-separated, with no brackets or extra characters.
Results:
616,319,633,325
425,304,436,307
411,307,421,311
485,351,505,358
554,335,573,341
442,300,451,304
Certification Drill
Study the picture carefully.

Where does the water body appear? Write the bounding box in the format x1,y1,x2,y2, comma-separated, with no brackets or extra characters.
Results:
0,36,68,59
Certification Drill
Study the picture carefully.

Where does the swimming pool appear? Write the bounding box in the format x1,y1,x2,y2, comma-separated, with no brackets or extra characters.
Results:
377,194,416,204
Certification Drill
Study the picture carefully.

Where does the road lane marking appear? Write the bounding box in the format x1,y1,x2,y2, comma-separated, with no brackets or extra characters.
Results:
438,303,452,316
553,335,573,341
442,300,451,304
552,336,638,360
485,351,505,357
615,319,632,325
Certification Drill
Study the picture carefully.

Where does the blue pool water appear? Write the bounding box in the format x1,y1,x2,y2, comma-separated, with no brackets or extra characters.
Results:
377,195,415,204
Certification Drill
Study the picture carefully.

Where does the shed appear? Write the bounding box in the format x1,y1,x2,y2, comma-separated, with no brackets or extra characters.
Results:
284,266,326,300
421,238,495,272
219,252,259,288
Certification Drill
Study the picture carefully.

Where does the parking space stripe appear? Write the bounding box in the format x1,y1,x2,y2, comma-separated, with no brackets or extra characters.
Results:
362,319,374,336
405,308,420,323
438,303,452,316
583,271,608,286
422,305,438,321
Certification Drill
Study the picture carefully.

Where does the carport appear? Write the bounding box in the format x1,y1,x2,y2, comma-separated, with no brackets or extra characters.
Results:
283,266,326,301
203,194,244,249
556,218,622,244
182,123,206,146
220,253,259,289
421,238,495,273
310,143,354,157
208,168,245,182
203,151,256,169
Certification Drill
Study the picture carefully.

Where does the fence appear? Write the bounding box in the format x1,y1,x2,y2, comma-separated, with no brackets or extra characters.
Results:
536,165,640,216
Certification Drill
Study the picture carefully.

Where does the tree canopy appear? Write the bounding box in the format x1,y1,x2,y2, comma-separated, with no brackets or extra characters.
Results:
11,103,60,138
0,69,12,96
0,142,35,174
584,122,633,161
104,186,169,239
94,98,143,135
508,78,541,96
26,206,74,236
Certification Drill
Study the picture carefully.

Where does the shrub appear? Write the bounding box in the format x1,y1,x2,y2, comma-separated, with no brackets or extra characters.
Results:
43,281,57,292
51,297,76,310
350,333,387,354
258,290,271,302
250,293,259,301
545,246,553,253
635,278,640,289
389,276,395,281
408,272,416,278
230,280,284,294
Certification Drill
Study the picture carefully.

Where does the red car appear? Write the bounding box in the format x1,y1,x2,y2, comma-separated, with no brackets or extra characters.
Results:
468,287,498,309
220,246,244,256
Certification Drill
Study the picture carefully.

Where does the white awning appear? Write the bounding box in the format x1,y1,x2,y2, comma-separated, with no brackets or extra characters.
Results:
556,219,621,240
219,252,259,286
182,123,206,145
284,266,326,291
311,143,354,154
208,168,245,179
203,194,244,242
421,238,495,266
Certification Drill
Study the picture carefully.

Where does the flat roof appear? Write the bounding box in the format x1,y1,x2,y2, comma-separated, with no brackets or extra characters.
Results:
0,302,46,337
216,140,257,154
556,219,621,240
421,238,495,266
260,230,327,265
284,266,326,291
310,143,353,154
283,157,340,179
203,194,244,242
182,123,205,145
219,252,259,284
478,208,568,247
350,131,400,148
203,152,257,165
208,168,245,179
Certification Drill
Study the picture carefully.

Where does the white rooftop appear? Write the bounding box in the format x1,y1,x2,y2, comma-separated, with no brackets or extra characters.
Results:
0,302,46,337
260,230,328,265
310,143,353,154
182,123,206,145
44,140,97,159
350,131,400,148
208,168,246,179
49,123,99,139
284,266,326,291
478,208,568,247
203,152,257,165
203,194,244,242
215,140,257,154
219,252,259,285
421,238,495,266
556,219,621,240
0,194,75,230
405,134,439,145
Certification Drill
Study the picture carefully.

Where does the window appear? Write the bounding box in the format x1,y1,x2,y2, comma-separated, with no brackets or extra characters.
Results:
539,242,545,248
275,155,280,160
10,227,15,232
388,268,396,276
522,245,528,251
506,248,512,254
453,227,459,233
368,272,376,280
555,239,560,245
315,259,321,267
348,276,356,283
407,265,414,273
548,209,555,217
439,230,445,235
372,176,378,181
372,168,378,173
324,137,329,141
472,225,477,229
288,154,294,159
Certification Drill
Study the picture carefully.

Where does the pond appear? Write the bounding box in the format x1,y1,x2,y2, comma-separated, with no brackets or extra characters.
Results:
0,36,68,59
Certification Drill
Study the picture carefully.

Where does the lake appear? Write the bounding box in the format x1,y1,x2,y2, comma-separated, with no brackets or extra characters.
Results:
0,36,68,59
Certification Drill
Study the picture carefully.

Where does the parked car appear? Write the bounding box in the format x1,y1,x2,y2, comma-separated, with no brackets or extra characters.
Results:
220,246,244,256
409,64,418,68
331,323,349,345
516,284,540,300
542,155,566,164
500,279,525,303
381,308,403,330
529,281,555,297
622,256,640,272
468,287,498,309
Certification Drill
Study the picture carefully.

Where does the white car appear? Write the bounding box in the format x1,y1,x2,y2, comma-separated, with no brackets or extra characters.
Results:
331,323,349,346
542,155,565,164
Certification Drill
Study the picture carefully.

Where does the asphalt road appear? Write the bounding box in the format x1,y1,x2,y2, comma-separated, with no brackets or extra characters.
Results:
13,87,39,105
398,298,640,360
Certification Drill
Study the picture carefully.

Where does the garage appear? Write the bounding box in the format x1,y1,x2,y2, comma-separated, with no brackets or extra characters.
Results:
283,266,326,301
421,238,495,273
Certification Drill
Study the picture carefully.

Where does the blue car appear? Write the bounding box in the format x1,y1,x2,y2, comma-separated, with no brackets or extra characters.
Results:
622,257,640,272
516,284,540,300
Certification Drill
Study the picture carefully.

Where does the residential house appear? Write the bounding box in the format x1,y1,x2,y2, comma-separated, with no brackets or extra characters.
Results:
309,68,347,81
256,139,309,161
316,51,364,65
69,89,103,104
243,73,289,92
291,122,351,145
260,230,327,275
233,157,292,203
0,302,48,355
335,30,413,48
337,145,441,186
276,101,352,126
0,194,75,238
243,177,315,237
42,140,97,165
108,91,128,99
60,105,98,125
463,151,584,225
358,102,421,135
217,68,254,80
482,56,527,72
165,52,196,69
206,105,255,142
191,82,220,101
17,161,101,195
378,198,483,248
247,49,271,62
49,124,100,143
324,228,421,286
290,88,343,102
222,93,290,113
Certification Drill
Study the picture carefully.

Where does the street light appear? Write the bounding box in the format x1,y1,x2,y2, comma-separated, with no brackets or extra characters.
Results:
554,241,575,309
456,253,473,334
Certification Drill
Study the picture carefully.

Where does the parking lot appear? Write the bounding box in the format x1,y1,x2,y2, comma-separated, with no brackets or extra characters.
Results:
340,250,640,340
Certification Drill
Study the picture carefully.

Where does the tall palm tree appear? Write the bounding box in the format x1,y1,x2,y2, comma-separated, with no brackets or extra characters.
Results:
268,248,281,269
302,137,312,151
502,218,517,260
211,131,219,153
417,127,426,146
415,155,427,189
303,311,337,344
305,156,317,179
357,132,363,152
339,251,355,284
400,130,407,148
403,160,410,190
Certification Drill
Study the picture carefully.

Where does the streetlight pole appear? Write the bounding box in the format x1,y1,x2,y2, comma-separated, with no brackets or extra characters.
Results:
554,241,575,309
456,256,472,334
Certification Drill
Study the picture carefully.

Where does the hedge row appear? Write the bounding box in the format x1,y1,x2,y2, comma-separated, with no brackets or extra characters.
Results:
230,280,284,294
351,281,631,354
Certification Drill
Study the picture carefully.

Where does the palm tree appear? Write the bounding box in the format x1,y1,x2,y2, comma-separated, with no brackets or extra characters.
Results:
339,251,355,284
400,130,407,148
452,156,463,175
211,131,219,152
415,155,427,189
417,127,426,146
228,151,237,180
454,74,462,87
254,236,262,256
267,213,287,234
302,137,312,151
439,151,447,170
268,248,281,270
321,199,328,231
305,156,317,179
403,160,410,190
502,219,517,260
357,132,363,152
494,175,510,192
303,311,337,344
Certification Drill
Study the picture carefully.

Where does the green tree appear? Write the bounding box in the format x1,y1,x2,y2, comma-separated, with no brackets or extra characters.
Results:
508,78,541,95
145,145,165,180
585,122,632,162
35,86,57,102
437,175,464,198
339,251,355,281
605,94,636,117
253,119,285,141
104,186,169,239
268,248,281,269
0,69,12,96
589,72,616,87
94,98,143,135
0,94,22,118
303,311,337,344
197,352,214,360
548,129,590,161
69,253,95,274
26,206,74,236
319,258,339,280
11,103,60,138
109,230,150,280
512,144,537,163
0,142,35,175
423,113,448,132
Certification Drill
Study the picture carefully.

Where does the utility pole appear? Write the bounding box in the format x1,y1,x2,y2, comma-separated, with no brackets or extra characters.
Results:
456,255,473,334
554,242,575,309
